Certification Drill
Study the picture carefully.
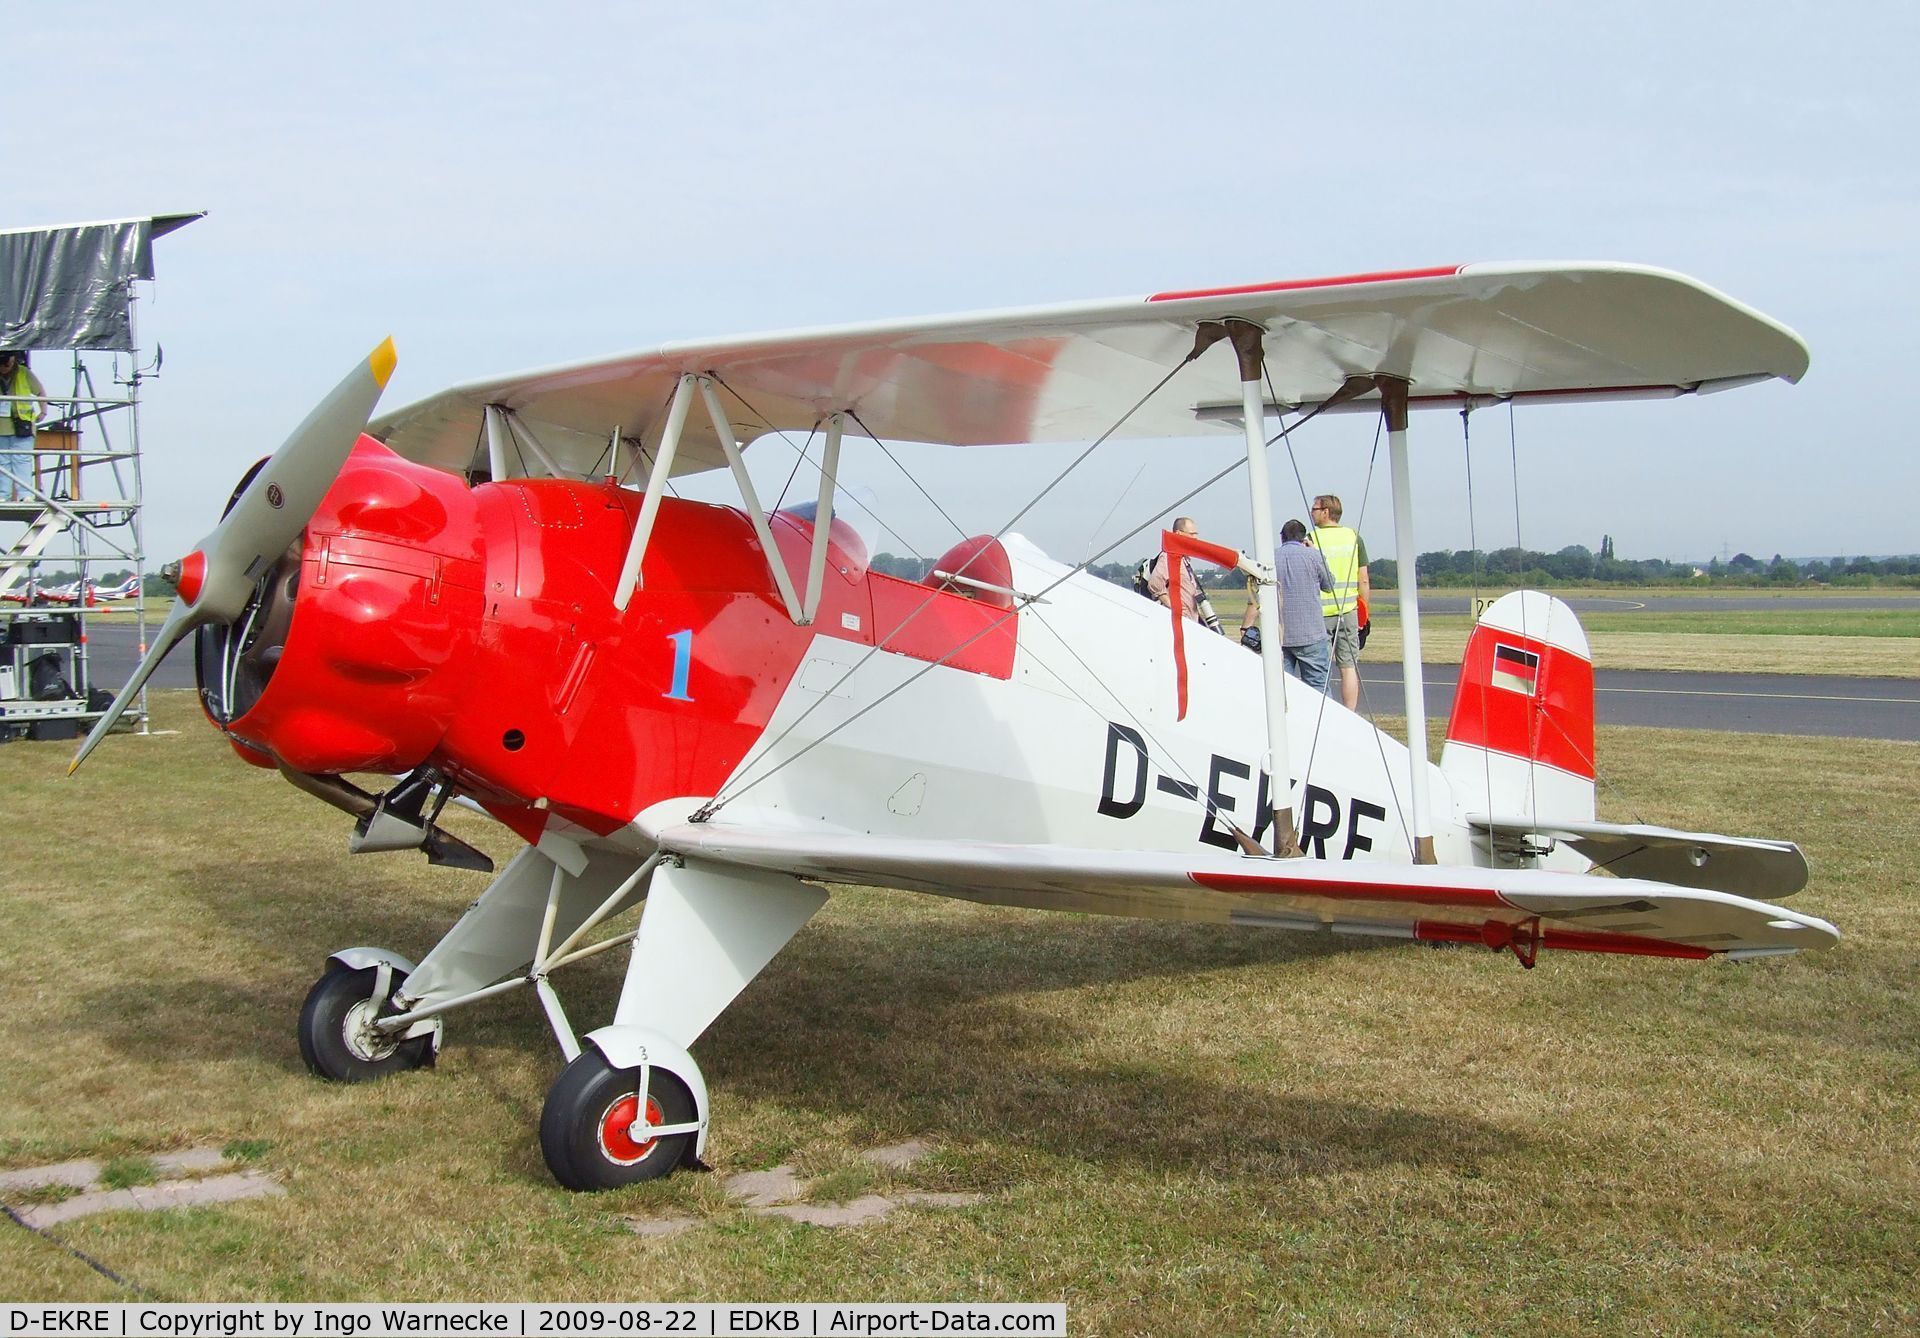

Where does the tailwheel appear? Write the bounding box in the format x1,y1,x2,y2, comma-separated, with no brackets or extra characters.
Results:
298,963,435,1082
540,1050,696,1191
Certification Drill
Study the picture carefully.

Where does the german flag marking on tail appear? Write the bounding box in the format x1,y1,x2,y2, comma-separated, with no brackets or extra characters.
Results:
1491,643,1541,696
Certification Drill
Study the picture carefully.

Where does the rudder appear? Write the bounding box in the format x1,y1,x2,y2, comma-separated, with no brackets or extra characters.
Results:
1440,590,1595,822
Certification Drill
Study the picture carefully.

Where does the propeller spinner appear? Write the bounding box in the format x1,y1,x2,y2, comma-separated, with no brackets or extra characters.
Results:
69,339,398,774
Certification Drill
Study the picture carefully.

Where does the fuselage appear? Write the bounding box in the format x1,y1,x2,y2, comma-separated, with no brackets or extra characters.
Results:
208,439,1483,870
719,533,1475,869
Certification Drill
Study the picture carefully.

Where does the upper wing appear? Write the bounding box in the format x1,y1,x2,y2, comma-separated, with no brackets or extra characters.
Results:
372,262,1809,481
648,821,1837,962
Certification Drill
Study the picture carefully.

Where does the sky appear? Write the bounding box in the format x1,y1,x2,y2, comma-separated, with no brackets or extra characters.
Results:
12,1,1918,570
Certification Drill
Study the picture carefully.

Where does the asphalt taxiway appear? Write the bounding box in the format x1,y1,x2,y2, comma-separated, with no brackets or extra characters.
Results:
1357,664,1919,741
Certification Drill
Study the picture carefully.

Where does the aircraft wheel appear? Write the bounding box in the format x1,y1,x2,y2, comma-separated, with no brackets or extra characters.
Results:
539,1050,695,1192
298,965,435,1083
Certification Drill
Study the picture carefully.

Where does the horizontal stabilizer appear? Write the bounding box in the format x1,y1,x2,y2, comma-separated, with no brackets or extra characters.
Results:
1469,816,1808,900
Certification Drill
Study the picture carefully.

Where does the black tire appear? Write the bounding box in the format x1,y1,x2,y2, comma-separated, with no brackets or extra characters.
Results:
298,964,435,1083
539,1050,696,1191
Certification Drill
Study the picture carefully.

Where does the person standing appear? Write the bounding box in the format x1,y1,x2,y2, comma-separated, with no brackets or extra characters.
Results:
1148,516,1225,634
0,350,46,502
1274,518,1334,689
1309,494,1370,709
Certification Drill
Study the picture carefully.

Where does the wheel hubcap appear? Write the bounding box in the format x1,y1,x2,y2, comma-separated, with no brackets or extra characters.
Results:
342,998,401,1063
597,1092,665,1165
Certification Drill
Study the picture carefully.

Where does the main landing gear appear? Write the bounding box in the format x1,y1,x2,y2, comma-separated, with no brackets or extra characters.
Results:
539,1051,698,1191
296,845,828,1190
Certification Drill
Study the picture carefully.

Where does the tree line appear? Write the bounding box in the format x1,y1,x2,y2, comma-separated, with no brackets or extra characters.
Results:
1395,544,1919,588
29,547,1915,599
874,545,1920,591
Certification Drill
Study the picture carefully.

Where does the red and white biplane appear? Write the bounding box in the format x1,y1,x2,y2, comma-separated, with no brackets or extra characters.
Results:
72,262,1835,1190
37,574,143,606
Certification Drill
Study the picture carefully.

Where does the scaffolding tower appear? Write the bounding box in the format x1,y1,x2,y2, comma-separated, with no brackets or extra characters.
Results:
1,212,201,741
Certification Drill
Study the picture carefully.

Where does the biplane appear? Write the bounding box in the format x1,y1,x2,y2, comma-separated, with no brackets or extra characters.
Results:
37,574,142,606
72,261,1836,1190
3,575,139,607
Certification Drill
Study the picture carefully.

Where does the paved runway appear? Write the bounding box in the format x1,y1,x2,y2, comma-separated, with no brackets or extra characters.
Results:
77,622,195,692
70,622,1920,742
1358,665,1920,741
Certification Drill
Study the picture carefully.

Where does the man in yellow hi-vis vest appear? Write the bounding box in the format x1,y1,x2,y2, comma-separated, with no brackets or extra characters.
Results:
0,350,46,503
1309,493,1369,710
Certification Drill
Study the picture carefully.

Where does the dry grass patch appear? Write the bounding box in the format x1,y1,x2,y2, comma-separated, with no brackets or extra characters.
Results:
0,693,1915,1332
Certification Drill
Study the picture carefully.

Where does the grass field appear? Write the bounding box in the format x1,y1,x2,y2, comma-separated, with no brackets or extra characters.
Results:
2,693,1917,1331
1575,608,1920,638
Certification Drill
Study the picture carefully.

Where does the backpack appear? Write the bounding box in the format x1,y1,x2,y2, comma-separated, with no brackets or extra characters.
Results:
1131,555,1156,597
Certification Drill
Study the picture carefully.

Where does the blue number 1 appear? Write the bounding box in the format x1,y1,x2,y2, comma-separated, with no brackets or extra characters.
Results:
663,628,695,701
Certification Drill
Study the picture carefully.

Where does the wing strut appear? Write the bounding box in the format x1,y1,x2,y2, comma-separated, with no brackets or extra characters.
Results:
615,376,838,625
483,404,568,480
801,413,844,623
1379,376,1437,862
614,375,696,611
1219,319,1301,857
700,377,807,620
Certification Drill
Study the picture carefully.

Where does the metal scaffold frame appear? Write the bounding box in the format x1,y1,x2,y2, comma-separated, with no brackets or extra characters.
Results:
2,212,199,743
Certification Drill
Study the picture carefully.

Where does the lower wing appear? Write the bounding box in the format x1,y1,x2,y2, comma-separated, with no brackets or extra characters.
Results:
647,823,1837,963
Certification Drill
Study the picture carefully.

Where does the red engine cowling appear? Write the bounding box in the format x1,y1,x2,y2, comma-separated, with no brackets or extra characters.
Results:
223,439,487,774
207,439,913,841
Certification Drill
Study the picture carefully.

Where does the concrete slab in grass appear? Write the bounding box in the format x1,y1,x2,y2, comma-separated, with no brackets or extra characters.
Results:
18,1171,285,1229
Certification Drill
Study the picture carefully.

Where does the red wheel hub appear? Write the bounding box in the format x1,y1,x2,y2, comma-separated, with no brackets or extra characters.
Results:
597,1092,665,1164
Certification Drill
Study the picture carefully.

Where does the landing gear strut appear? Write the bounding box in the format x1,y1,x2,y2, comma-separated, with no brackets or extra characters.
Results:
293,851,824,1190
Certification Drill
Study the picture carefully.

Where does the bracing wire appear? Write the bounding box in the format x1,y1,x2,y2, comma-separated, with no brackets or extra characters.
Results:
695,353,1211,818
588,433,615,478
771,422,818,513
1231,385,1415,856
695,356,1430,855
1083,460,1148,566
1344,414,1415,854
847,410,971,547
1464,405,1494,836
1022,601,1264,849
466,417,489,485
1493,399,1647,832
1243,367,1418,850
1263,367,1317,520
697,416,1254,821
741,360,1401,832
1508,400,1543,835
707,376,925,559
615,382,684,490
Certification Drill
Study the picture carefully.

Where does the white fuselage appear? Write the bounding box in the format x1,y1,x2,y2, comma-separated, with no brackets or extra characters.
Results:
702,537,1482,869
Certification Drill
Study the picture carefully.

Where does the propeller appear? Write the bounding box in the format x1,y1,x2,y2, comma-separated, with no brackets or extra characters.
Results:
69,338,398,774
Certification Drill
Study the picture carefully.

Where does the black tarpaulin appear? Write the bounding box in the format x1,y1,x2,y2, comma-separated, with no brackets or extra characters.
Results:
0,212,203,352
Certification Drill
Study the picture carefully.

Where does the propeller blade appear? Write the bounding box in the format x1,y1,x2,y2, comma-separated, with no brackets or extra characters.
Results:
68,338,398,776
67,602,198,774
193,337,398,621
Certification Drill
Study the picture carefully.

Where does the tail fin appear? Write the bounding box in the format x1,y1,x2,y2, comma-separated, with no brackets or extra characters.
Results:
1441,591,1595,822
